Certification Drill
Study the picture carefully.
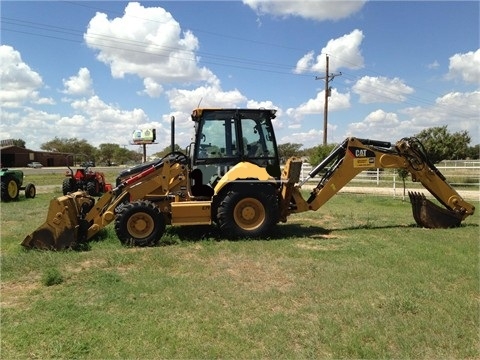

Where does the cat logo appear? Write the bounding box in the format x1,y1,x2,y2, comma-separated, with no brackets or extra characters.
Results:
355,149,367,157
350,147,375,158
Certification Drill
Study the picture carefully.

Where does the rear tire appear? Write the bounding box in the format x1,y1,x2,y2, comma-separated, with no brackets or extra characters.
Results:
216,185,278,239
114,200,165,247
1,176,20,202
25,183,36,198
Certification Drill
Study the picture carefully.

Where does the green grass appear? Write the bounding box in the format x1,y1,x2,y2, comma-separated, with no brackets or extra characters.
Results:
1,191,479,359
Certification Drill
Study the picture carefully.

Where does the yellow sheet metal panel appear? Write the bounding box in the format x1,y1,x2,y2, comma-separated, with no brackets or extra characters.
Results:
171,201,212,225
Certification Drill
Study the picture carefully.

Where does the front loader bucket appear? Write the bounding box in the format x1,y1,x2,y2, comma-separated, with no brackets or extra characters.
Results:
21,192,94,250
408,191,463,229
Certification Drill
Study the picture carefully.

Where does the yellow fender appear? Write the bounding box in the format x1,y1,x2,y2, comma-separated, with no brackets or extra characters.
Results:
213,162,273,194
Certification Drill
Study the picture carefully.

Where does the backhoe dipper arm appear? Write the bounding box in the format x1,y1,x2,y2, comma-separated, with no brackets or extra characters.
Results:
290,137,474,227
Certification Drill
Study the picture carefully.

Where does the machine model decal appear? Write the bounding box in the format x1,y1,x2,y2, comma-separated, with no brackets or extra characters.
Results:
353,157,375,168
349,147,376,168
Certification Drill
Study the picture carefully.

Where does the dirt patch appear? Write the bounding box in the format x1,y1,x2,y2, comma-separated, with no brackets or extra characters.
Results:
296,239,344,251
35,185,61,194
0,277,41,309
211,252,293,293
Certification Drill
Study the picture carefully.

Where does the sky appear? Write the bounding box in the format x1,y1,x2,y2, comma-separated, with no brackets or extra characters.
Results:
1,0,479,156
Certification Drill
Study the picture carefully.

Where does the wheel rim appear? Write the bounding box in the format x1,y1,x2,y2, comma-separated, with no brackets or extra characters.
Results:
27,186,35,197
7,180,18,198
126,212,155,239
233,198,265,231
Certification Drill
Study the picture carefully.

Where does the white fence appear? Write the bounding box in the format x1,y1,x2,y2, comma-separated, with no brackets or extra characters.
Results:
298,162,480,189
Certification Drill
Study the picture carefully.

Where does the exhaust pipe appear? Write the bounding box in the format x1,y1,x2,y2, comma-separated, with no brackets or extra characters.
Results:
171,115,175,153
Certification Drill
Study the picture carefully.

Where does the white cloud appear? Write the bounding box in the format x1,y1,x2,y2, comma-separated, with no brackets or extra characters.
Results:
352,76,414,104
246,99,280,113
435,91,480,114
243,0,366,21
402,90,480,127
162,84,248,146
0,45,44,108
278,124,338,149
294,51,315,74
347,91,480,143
347,110,408,141
71,95,148,126
62,67,94,96
427,60,440,70
360,109,399,127
84,2,217,95
1,108,60,150
167,84,247,113
57,95,155,147
141,77,164,98
294,29,365,74
34,97,56,105
57,114,87,127
286,88,350,120
447,49,480,84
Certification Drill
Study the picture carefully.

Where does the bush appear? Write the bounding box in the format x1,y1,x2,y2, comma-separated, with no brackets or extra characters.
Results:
42,267,64,286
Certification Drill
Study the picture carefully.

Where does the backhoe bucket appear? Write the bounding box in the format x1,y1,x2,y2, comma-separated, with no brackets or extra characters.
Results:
21,192,94,250
408,191,463,229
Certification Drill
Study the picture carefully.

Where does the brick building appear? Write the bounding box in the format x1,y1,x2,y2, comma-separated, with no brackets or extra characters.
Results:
0,145,72,168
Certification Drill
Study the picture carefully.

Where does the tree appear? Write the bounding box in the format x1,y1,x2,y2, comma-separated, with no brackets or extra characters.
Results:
152,144,184,159
307,143,337,166
115,147,142,165
414,126,471,163
12,139,26,148
277,143,303,163
466,144,479,160
41,137,97,163
396,168,410,201
98,143,121,165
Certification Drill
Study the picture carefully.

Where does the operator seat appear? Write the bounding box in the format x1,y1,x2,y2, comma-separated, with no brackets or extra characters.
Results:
247,141,263,157
190,169,214,198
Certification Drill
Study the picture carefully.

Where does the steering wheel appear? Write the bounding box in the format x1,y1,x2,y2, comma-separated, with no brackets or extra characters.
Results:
164,151,189,165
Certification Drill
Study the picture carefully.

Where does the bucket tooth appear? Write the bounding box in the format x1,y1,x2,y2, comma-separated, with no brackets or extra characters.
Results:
408,191,463,229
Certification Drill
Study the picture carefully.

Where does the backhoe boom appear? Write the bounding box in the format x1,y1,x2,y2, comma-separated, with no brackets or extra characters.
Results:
283,137,474,228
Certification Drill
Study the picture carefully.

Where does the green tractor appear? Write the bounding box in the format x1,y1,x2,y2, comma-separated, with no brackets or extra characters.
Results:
0,168,36,202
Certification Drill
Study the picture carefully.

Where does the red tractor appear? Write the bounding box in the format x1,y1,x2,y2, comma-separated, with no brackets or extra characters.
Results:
62,161,111,196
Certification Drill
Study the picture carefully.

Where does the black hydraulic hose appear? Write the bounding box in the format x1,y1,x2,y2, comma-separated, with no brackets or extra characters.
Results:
356,138,391,148
409,137,446,181
308,138,348,179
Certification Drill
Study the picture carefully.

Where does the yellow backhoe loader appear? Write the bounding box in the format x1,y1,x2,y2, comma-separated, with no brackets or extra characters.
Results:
22,108,475,250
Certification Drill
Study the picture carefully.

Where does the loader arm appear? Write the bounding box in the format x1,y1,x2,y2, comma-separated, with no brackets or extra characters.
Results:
282,137,474,228
22,153,189,250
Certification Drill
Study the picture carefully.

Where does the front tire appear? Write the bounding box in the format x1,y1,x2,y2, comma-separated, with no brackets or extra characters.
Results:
25,183,36,198
216,185,278,239
62,178,76,195
1,176,20,201
114,200,165,247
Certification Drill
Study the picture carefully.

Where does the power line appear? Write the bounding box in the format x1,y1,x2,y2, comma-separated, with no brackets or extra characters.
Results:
1,16,315,79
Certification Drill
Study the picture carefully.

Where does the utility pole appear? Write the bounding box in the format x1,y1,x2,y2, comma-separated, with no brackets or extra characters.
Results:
315,54,342,145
